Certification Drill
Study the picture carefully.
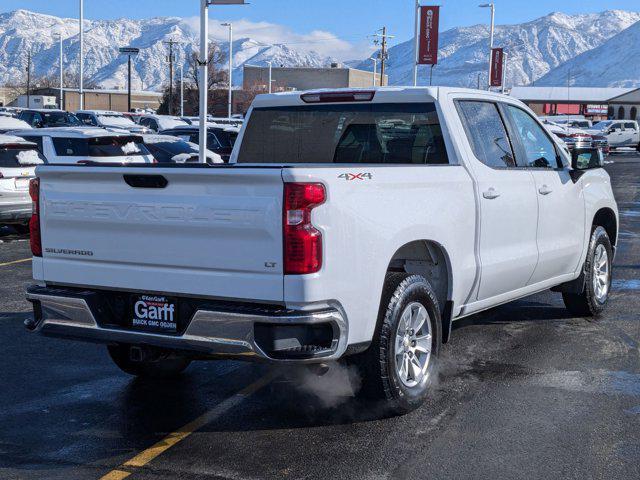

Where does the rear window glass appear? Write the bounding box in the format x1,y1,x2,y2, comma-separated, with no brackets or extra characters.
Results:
145,140,198,163
237,103,448,164
0,146,46,167
52,136,151,157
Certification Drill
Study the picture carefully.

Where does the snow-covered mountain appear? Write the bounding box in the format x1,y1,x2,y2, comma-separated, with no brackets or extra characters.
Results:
1,8,639,91
0,9,336,91
535,18,640,88
354,10,640,88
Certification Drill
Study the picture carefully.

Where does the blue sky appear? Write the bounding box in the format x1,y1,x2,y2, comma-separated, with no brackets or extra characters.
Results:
3,0,638,59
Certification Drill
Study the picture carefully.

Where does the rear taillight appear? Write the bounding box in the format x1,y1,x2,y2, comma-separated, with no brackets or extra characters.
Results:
29,178,42,257
283,183,326,275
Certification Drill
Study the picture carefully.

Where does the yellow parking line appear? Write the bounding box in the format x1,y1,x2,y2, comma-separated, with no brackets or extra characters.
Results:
99,370,277,480
0,258,31,267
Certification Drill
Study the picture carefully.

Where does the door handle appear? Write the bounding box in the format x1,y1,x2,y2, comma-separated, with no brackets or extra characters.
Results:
538,185,553,195
482,188,501,200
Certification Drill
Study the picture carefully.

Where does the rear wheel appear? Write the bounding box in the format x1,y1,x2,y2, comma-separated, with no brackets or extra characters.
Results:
107,344,191,379
562,226,612,317
350,273,441,416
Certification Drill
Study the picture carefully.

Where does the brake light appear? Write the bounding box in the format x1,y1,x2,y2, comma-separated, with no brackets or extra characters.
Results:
301,90,375,103
283,183,325,274
29,178,42,257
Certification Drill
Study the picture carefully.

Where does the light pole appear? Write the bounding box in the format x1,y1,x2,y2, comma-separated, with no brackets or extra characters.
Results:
479,3,495,90
501,52,508,94
370,57,377,86
199,1,246,163
79,0,84,109
413,0,420,86
119,47,140,113
222,22,233,118
180,64,184,116
199,0,209,163
55,32,64,109
267,61,273,93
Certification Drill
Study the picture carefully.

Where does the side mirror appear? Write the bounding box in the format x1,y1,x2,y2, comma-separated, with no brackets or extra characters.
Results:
34,121,43,128
572,148,603,171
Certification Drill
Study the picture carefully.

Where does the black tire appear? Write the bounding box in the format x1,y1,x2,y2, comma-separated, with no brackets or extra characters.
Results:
562,226,613,317
107,344,191,379
12,224,30,235
350,272,441,416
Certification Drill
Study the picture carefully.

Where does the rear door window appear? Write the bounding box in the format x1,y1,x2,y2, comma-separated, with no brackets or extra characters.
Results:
624,122,637,131
237,103,449,164
456,101,516,168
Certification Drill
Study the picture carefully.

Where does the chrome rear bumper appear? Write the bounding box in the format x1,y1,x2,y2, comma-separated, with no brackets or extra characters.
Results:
26,286,348,363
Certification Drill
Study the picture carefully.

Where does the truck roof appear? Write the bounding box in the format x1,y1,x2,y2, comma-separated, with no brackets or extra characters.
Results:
8,127,138,138
251,86,510,108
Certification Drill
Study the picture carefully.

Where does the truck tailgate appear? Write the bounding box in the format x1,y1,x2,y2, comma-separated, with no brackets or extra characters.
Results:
36,166,285,302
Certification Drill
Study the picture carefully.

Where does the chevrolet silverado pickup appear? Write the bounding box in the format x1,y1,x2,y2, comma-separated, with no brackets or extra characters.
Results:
26,87,618,414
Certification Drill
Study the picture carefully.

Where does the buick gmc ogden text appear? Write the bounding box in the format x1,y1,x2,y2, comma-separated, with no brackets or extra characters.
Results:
26,88,618,414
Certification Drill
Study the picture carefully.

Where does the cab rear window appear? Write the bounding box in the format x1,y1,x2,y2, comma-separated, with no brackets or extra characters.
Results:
237,103,449,165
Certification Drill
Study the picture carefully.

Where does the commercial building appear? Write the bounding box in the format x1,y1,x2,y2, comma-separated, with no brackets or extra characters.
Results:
607,88,640,122
510,86,634,120
243,64,388,92
21,87,163,112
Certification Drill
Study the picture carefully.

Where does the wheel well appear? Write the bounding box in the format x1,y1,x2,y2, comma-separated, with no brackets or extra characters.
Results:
387,240,453,343
593,208,617,246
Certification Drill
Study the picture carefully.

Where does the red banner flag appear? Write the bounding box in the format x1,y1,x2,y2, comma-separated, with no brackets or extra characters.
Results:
490,48,504,87
418,6,440,65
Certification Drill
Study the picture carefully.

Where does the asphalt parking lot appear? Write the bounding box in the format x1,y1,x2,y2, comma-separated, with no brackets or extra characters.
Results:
0,151,639,480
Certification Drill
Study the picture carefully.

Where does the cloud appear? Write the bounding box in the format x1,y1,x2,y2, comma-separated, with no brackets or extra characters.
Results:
181,16,372,61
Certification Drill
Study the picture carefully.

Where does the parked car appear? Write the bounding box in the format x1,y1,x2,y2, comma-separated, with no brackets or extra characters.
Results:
11,128,154,164
141,134,223,164
25,87,618,415
17,109,83,128
161,124,239,162
138,115,188,133
587,120,640,150
0,116,31,134
75,110,152,134
542,120,592,151
0,135,45,232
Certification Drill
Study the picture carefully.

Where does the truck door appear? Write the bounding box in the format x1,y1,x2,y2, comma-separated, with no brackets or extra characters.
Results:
623,122,639,146
502,104,585,283
608,122,625,147
456,100,539,301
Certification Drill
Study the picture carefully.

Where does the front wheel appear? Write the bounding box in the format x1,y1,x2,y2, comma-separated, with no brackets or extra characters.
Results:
562,226,613,317
350,273,441,416
107,344,191,379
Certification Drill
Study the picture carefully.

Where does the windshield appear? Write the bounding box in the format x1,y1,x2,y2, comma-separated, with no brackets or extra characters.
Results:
0,146,46,167
591,121,612,131
237,103,448,164
52,136,151,157
42,112,82,127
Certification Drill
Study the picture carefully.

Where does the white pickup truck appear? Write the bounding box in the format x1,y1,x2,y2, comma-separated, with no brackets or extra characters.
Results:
26,87,618,414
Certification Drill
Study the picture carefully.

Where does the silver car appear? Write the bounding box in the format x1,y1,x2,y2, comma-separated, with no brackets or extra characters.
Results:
0,135,45,231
